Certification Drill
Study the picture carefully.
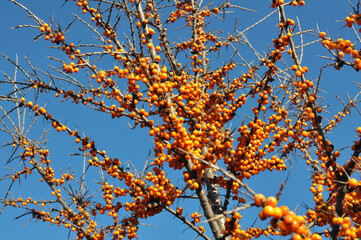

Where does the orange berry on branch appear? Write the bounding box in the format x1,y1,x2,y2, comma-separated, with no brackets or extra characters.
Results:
272,207,283,219
148,28,155,35
262,205,275,218
280,205,289,217
292,234,302,240
254,194,266,206
266,196,277,207
319,32,326,38
311,233,322,240
348,178,359,188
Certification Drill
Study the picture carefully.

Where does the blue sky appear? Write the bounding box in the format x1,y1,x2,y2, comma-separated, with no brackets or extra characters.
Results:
0,1,360,240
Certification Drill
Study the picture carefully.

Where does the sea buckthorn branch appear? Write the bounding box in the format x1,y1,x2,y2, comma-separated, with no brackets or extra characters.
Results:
4,0,361,239
8,0,44,26
36,13,134,107
35,60,86,90
278,5,332,164
7,0,242,239
318,11,361,71
8,0,172,135
344,2,361,31
194,43,289,224
224,3,338,238
132,0,179,124
4,134,94,240
2,198,82,231
319,35,356,70
149,120,233,240
131,0,231,237
146,89,228,239
188,0,232,234
279,3,361,240
329,146,361,240
3,39,153,127
162,204,212,240
0,55,36,89
135,0,158,61
151,16,181,75
222,18,294,187
122,2,141,55
29,165,91,240
58,3,159,118
279,7,333,234
145,101,229,239
72,14,107,44
236,8,278,40
176,147,256,197
252,193,321,239
7,103,183,239
200,203,253,225
12,73,145,123
19,101,146,179
189,0,203,82
178,153,225,239
1,91,175,238
321,96,359,135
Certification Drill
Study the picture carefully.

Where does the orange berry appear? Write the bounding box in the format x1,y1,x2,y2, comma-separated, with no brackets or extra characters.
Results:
292,65,298,71
272,207,283,219
259,209,267,220
336,217,344,225
348,178,359,188
266,196,278,207
263,206,275,218
311,233,322,240
301,131,309,137
284,214,294,224
280,205,289,217
254,194,266,206
292,234,302,240
319,32,326,38
308,96,316,103
289,219,300,231
148,28,155,35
